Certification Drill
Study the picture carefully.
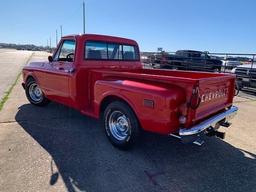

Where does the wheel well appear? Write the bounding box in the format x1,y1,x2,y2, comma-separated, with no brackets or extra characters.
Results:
100,95,139,117
100,96,129,114
100,95,142,129
26,75,35,83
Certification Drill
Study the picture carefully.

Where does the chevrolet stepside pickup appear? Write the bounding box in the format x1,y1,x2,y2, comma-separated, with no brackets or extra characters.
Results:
22,34,238,149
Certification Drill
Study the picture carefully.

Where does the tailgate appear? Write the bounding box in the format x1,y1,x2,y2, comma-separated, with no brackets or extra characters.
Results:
192,75,235,124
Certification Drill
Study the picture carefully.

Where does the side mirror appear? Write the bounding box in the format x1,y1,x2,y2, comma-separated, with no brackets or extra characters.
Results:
48,56,53,62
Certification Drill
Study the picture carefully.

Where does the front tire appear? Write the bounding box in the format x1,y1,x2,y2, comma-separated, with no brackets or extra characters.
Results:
103,101,140,149
25,78,50,106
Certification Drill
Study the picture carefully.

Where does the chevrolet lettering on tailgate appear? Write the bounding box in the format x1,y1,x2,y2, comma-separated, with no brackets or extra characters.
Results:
201,87,229,103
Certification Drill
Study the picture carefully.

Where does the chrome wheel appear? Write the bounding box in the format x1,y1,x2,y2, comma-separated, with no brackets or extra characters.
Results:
103,101,140,149
108,111,131,141
28,83,43,103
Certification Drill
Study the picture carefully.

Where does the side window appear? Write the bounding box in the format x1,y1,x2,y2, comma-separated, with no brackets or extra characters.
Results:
108,43,122,60
85,41,107,59
123,45,138,60
54,40,76,62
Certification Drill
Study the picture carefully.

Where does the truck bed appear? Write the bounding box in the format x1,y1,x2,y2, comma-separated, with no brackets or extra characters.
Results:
95,68,236,128
101,68,234,82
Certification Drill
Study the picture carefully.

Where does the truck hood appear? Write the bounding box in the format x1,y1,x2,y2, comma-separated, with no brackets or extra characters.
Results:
27,62,45,67
23,62,47,70
210,59,222,65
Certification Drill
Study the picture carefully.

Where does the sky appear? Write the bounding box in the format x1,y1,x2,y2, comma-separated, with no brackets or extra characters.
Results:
0,0,255,53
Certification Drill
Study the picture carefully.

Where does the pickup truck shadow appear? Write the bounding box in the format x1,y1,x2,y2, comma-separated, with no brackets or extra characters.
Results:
15,103,256,192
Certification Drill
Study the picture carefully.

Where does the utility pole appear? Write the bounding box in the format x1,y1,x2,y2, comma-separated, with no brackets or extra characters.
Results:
83,1,85,34
47,39,48,47
56,29,58,47
60,25,63,37
49,37,51,48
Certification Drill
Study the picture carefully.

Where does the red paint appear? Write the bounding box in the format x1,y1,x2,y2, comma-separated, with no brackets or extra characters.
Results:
22,34,236,135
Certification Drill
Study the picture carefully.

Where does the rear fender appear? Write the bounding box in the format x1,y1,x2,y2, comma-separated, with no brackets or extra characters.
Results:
94,80,185,134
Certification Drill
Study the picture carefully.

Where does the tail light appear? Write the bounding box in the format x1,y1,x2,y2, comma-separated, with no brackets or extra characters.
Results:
189,85,201,110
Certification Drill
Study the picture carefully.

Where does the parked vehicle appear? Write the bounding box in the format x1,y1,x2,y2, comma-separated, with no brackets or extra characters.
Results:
222,57,242,69
232,63,256,90
151,50,222,72
22,34,238,149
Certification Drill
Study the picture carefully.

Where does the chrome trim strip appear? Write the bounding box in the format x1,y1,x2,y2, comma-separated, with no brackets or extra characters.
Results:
179,106,238,136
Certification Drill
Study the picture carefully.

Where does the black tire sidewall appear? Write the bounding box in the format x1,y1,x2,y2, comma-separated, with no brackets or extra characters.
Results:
103,101,140,149
25,79,49,106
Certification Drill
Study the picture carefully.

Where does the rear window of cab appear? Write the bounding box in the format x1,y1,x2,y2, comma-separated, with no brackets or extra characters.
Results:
85,41,139,61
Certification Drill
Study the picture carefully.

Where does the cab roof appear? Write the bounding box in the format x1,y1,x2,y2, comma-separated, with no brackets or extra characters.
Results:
62,34,138,46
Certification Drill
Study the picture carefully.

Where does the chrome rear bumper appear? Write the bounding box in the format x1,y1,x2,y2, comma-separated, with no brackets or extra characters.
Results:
178,106,238,144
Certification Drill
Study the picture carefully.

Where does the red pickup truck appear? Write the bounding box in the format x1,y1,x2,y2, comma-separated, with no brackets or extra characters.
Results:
22,34,238,149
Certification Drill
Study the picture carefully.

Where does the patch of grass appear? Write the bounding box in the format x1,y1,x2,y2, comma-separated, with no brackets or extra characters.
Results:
0,72,22,111
0,52,34,111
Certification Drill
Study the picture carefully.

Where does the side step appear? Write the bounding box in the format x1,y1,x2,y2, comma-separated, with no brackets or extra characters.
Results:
219,121,231,128
206,129,226,139
170,134,205,146
170,127,226,146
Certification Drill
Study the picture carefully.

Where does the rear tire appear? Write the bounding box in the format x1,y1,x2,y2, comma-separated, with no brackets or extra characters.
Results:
103,101,140,150
25,78,50,106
